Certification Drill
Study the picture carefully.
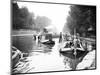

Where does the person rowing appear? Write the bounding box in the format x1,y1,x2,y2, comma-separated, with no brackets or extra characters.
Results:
72,34,84,56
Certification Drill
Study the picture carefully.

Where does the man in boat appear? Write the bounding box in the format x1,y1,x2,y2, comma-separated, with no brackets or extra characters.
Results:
59,32,62,43
33,35,36,41
38,35,42,47
81,40,88,51
72,33,84,55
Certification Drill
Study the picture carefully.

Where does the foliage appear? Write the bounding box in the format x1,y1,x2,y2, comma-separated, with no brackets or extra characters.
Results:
63,5,96,37
12,2,51,31
12,3,35,29
34,16,51,30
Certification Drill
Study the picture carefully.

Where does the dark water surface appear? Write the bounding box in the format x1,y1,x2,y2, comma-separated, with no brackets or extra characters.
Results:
12,36,37,53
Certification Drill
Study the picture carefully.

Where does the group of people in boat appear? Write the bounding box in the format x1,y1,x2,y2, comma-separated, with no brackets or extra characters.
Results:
58,32,96,70
59,32,94,52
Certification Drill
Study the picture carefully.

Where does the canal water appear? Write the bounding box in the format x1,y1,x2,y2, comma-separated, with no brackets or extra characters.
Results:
12,35,71,73
12,35,95,73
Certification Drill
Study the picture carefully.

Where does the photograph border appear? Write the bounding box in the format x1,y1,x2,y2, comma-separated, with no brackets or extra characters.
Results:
11,0,97,74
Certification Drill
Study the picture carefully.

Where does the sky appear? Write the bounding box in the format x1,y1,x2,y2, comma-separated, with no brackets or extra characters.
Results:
17,1,71,33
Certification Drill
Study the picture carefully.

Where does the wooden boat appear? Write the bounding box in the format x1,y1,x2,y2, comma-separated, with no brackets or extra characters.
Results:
59,41,88,59
12,46,22,69
60,49,88,59
59,41,89,70
41,39,55,48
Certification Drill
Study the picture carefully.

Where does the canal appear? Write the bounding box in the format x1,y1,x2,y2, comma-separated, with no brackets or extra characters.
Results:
12,35,95,73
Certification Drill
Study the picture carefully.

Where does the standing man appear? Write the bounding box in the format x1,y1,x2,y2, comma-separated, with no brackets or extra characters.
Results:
59,32,62,43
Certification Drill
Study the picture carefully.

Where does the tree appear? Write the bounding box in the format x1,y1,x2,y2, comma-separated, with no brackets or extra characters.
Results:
19,7,35,29
12,2,35,30
34,16,51,30
63,5,96,37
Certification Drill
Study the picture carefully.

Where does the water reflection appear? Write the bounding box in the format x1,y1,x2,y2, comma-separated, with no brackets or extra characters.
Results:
12,35,95,73
12,36,60,73
12,36,36,53
12,35,54,53
12,36,78,73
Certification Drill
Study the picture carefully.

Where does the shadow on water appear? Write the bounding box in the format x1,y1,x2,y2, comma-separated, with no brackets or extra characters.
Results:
12,35,55,73
12,36,54,53
60,50,89,70
12,35,96,74
12,36,39,53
